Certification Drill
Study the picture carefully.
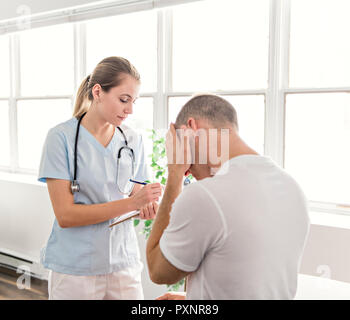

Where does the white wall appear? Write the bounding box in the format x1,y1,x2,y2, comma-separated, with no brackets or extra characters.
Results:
299,224,350,283
0,179,53,262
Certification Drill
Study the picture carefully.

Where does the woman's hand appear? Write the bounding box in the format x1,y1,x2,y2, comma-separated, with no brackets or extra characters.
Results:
139,201,159,220
131,183,162,209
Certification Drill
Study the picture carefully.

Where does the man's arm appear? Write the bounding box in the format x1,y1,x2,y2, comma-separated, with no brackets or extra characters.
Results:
147,123,193,284
146,171,190,284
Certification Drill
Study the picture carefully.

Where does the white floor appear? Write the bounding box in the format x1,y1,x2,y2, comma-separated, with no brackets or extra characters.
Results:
295,274,350,300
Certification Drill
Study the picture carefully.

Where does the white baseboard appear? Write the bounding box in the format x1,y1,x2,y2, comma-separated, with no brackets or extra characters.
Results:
0,251,49,280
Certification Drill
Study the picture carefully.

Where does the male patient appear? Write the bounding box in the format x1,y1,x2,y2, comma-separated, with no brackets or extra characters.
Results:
146,94,310,299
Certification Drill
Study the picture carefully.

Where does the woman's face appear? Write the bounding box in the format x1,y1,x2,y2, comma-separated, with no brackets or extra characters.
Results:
98,74,140,127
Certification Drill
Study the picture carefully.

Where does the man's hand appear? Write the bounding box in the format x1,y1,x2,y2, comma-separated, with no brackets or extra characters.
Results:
139,201,159,220
156,292,186,300
166,123,193,177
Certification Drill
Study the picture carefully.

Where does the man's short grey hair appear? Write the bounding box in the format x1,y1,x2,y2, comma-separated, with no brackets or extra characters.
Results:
175,94,238,129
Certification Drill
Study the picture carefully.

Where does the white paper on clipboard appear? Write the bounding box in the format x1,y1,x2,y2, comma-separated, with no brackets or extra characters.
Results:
109,210,140,228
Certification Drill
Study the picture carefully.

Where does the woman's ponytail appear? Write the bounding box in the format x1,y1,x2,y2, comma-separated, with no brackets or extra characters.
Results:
73,75,91,118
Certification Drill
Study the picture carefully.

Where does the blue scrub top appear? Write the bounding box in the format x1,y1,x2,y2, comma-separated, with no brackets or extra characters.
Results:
38,117,150,276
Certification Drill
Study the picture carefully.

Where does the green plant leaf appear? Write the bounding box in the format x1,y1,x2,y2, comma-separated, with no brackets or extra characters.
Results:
167,278,185,291
156,170,163,179
134,131,167,239
145,220,153,227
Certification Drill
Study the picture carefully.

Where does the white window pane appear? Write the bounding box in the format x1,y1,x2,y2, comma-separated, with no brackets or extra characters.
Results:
20,24,74,96
0,36,10,97
124,97,153,168
86,11,157,93
172,0,269,91
285,93,350,204
169,95,265,155
0,101,10,166
17,99,72,170
290,0,350,87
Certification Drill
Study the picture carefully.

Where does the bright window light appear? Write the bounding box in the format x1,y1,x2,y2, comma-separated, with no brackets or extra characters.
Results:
0,35,10,97
86,10,157,94
172,0,269,91
290,0,350,87
0,101,10,166
17,99,72,170
124,97,154,168
285,93,350,205
19,24,74,96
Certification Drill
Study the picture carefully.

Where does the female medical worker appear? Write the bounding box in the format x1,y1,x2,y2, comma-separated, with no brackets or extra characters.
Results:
38,56,162,300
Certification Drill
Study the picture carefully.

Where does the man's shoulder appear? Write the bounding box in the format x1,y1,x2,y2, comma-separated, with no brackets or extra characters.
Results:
194,173,234,192
178,178,218,205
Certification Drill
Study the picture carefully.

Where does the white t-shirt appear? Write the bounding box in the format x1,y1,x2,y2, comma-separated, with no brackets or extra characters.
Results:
159,155,310,300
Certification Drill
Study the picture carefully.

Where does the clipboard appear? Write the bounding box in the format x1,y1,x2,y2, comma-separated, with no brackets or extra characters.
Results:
109,210,140,228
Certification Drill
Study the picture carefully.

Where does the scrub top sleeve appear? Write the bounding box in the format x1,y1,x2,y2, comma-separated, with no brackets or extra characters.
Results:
134,135,151,182
159,183,225,273
38,128,71,183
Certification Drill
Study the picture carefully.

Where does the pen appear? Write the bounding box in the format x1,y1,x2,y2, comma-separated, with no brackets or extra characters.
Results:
129,179,147,185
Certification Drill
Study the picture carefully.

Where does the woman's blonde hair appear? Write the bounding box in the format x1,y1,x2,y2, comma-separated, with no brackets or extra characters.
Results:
73,56,140,118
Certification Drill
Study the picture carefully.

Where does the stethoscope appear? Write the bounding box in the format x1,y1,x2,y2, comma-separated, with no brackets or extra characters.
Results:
71,112,136,195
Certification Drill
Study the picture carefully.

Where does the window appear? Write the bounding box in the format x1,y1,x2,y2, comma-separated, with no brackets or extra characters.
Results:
86,10,157,94
9,23,76,172
0,35,10,167
0,0,348,216
172,0,269,91
289,0,350,88
124,97,154,167
285,93,350,205
285,0,350,208
0,101,10,167
19,24,74,96
17,99,72,170
0,35,10,97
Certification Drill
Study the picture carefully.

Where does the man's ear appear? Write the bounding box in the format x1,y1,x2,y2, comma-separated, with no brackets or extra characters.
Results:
187,117,198,130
